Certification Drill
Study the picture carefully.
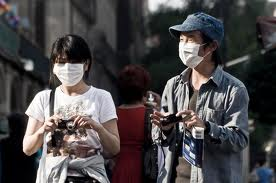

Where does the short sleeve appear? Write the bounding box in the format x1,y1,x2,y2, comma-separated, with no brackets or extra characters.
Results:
25,90,50,123
99,92,117,123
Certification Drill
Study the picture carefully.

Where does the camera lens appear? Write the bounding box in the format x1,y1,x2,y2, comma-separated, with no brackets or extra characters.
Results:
66,121,75,130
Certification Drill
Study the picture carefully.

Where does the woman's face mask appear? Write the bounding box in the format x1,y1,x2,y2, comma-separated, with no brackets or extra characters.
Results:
53,63,84,86
179,42,210,68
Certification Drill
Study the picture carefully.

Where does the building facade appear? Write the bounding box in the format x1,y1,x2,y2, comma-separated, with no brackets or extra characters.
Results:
3,0,148,108
0,18,46,116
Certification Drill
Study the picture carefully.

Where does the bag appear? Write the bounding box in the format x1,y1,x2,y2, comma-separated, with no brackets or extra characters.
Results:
143,143,158,181
182,127,204,168
143,106,158,182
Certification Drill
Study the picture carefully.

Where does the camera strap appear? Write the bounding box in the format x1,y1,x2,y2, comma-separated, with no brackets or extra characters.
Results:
143,106,158,181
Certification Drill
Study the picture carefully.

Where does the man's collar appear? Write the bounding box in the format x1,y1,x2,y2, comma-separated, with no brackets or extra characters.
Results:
180,67,192,84
180,66,223,87
209,66,223,87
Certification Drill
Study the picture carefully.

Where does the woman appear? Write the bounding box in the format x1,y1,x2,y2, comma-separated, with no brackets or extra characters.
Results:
23,34,120,183
111,65,156,183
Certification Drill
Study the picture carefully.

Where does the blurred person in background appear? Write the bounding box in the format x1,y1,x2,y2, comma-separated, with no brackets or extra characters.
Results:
1,113,36,183
0,115,9,183
23,34,120,183
151,12,249,183
111,65,159,183
250,152,275,183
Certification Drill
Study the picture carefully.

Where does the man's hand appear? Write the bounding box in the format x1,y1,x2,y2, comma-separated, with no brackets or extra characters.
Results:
150,111,175,131
176,110,206,130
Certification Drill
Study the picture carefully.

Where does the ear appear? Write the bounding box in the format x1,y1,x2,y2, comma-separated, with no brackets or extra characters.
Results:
84,60,89,71
211,41,219,52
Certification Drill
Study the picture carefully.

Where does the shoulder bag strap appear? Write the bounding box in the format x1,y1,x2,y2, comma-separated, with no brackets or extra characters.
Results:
49,88,56,147
49,88,56,116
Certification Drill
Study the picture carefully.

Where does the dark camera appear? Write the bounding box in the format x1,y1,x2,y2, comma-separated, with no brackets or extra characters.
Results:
51,119,77,148
160,113,192,126
160,113,183,126
58,119,76,131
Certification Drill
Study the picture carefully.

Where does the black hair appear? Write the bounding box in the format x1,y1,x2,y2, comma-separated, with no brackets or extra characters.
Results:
201,33,223,66
49,34,92,88
256,152,267,167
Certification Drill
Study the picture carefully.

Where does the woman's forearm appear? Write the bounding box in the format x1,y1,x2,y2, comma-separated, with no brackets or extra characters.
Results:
97,126,120,156
23,127,44,156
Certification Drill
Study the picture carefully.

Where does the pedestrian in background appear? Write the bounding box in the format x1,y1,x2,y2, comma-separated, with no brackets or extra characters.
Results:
2,113,36,183
250,152,275,183
112,64,159,183
151,12,249,183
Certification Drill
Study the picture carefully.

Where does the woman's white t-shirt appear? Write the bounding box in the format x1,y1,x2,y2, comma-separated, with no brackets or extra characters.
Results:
25,85,118,152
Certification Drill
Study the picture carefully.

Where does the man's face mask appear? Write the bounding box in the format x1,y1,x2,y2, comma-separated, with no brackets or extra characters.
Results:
179,42,210,68
53,63,84,86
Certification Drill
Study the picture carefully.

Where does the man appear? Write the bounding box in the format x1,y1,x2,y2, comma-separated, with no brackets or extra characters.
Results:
254,152,275,183
151,12,249,183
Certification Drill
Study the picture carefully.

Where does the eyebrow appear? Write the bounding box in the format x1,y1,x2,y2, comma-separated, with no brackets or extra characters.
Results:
180,35,196,41
55,58,68,63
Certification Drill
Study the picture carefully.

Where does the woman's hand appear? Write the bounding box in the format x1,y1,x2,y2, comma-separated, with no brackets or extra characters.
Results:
40,115,60,133
72,115,120,156
72,115,103,132
23,115,59,156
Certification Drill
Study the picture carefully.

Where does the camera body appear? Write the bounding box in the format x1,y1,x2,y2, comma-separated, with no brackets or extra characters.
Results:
50,119,88,149
160,113,183,126
58,119,76,131
160,113,192,126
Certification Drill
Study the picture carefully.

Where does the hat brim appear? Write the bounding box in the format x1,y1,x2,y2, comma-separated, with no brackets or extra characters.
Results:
169,24,200,39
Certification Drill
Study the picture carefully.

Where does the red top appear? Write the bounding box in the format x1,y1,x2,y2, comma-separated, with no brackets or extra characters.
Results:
112,106,145,183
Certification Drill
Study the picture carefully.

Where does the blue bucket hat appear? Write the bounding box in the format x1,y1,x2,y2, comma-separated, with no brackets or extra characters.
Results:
169,12,224,45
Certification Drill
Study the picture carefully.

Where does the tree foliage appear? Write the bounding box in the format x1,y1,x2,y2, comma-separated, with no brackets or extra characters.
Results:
245,52,276,123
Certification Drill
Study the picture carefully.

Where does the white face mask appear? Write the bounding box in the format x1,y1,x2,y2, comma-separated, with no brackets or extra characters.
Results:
53,63,84,86
179,42,210,68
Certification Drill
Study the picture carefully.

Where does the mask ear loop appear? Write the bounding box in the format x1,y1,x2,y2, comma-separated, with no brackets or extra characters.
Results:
200,43,213,58
199,43,207,47
202,51,212,58
201,40,218,58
